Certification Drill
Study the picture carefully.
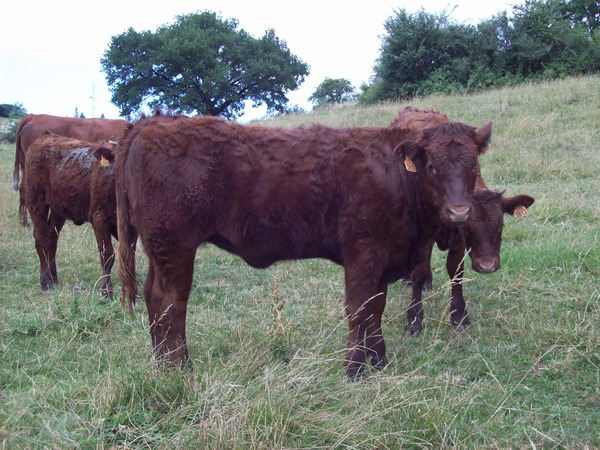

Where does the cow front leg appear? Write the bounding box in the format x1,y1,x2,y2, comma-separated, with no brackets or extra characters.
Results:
144,248,195,368
447,246,469,331
344,261,387,380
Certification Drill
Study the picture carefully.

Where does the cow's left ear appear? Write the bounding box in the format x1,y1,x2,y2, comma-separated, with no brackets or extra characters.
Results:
502,194,535,218
475,121,493,155
395,140,424,173
93,146,115,167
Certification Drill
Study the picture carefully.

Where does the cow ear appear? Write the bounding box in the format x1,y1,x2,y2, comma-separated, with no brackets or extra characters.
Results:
395,140,424,173
475,121,493,154
502,194,535,218
93,146,115,166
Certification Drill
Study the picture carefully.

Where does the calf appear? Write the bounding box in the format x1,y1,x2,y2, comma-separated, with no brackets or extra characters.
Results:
116,112,492,379
24,134,117,298
13,114,128,226
391,107,534,334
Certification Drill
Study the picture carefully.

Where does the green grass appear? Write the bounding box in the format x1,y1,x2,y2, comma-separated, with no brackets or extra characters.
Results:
1,75,599,448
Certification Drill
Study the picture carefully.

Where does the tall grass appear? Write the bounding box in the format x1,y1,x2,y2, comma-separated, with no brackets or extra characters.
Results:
0,76,598,449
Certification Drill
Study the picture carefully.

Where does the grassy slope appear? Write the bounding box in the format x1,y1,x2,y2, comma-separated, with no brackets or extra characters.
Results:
0,76,598,449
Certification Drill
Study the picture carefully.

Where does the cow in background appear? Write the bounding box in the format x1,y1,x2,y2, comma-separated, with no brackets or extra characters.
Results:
24,134,118,298
13,114,128,226
116,112,492,379
391,106,535,334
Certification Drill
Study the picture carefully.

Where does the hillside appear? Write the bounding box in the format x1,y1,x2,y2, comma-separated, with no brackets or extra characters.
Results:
0,75,598,448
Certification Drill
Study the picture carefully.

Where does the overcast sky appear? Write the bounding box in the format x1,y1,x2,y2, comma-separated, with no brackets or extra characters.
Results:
0,0,521,122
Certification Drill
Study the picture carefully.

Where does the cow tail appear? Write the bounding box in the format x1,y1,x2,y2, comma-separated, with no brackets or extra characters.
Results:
12,115,29,191
115,130,139,316
14,116,31,226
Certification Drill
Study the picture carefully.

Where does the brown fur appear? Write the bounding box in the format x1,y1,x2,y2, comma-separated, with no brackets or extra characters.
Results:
14,114,128,226
116,112,492,379
24,134,118,298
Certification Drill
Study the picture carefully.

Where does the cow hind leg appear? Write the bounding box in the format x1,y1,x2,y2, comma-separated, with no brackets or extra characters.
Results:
365,281,388,371
93,225,115,299
144,248,196,368
405,263,431,336
32,209,65,290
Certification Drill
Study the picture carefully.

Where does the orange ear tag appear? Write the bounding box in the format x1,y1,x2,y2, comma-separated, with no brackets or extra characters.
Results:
100,156,110,167
404,156,417,173
513,205,528,218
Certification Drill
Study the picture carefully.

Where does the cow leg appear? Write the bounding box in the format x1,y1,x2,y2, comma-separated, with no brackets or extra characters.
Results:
92,224,115,299
32,210,65,290
405,261,431,336
144,248,196,368
18,182,29,227
343,260,387,380
365,280,388,371
447,245,470,331
405,241,434,336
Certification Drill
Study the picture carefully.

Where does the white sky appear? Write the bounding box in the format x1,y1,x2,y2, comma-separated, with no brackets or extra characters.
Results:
0,0,521,122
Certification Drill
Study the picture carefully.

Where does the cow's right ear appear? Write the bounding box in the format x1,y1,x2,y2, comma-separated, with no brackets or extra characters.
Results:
395,140,424,173
93,146,115,167
502,194,535,218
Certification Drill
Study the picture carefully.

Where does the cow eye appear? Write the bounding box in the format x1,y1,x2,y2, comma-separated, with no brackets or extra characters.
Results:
426,161,436,174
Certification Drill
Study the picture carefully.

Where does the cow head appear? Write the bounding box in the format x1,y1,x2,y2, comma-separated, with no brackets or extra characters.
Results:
461,190,535,273
398,121,493,224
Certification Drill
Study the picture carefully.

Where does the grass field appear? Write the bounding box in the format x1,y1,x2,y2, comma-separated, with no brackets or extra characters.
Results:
0,75,598,449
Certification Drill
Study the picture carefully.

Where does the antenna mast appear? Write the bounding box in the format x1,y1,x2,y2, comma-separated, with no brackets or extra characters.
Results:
90,83,96,118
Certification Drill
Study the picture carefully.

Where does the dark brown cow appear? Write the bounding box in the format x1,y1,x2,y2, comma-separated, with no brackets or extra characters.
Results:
391,107,534,334
116,112,492,379
24,134,118,298
13,114,128,226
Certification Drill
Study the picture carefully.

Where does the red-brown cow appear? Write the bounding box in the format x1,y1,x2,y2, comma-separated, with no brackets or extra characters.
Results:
116,112,492,379
14,114,128,226
391,107,534,334
24,134,118,298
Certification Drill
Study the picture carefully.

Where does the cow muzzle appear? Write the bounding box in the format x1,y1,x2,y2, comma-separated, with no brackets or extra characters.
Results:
472,258,500,274
447,204,471,223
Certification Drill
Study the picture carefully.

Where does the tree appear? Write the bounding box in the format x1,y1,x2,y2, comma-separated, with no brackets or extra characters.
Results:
101,11,309,120
508,0,599,78
309,78,356,106
0,103,27,118
366,8,475,101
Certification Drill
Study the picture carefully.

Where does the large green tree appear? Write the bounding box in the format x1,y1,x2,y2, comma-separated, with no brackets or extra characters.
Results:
101,11,309,119
308,78,356,106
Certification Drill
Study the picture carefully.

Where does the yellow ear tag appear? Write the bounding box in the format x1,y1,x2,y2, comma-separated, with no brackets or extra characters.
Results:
513,205,528,219
404,156,417,173
100,155,110,167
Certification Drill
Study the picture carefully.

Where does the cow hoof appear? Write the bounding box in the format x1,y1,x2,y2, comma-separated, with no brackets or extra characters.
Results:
404,322,423,337
453,322,470,332
346,363,366,381
41,281,57,291
371,355,388,371
451,317,470,332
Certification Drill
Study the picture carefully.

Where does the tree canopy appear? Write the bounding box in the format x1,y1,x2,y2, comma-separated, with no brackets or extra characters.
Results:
362,0,599,103
309,78,356,106
101,11,310,120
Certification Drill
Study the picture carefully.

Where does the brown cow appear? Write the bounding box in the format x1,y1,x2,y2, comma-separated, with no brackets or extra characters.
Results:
116,112,492,379
391,107,534,334
24,134,118,298
13,114,128,226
